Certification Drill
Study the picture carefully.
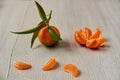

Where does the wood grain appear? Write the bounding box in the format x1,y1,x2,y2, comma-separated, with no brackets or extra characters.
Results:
0,0,120,80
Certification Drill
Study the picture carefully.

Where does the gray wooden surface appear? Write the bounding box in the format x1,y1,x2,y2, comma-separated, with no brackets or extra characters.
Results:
0,0,120,80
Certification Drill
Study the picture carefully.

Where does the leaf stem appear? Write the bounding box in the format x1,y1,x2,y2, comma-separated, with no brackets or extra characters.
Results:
44,10,52,27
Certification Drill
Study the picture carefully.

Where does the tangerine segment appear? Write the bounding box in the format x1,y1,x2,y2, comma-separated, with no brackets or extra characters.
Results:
86,39,99,48
63,64,79,77
85,27,92,39
74,30,86,45
42,58,57,71
97,38,106,46
14,61,31,70
78,29,87,41
90,28,101,39
38,26,60,46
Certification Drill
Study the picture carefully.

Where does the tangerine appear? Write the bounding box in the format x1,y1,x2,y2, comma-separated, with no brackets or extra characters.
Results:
38,26,60,46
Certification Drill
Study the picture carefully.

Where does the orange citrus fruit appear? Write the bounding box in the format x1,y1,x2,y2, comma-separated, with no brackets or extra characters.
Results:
38,26,60,46
74,27,106,49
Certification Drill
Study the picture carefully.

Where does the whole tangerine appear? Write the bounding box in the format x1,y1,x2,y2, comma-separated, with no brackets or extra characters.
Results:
38,26,60,47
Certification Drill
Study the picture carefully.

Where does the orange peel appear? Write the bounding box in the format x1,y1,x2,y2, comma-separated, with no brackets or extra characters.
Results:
38,26,60,46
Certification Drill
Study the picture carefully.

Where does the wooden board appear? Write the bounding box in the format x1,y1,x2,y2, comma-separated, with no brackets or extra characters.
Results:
0,0,120,80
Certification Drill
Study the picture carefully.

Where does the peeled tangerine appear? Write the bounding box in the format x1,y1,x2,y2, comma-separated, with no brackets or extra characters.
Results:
42,58,57,71
63,64,79,77
74,27,106,49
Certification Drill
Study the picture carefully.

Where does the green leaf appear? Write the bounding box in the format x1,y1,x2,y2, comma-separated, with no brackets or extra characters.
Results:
31,30,39,48
11,22,46,34
48,27,62,41
35,1,47,21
